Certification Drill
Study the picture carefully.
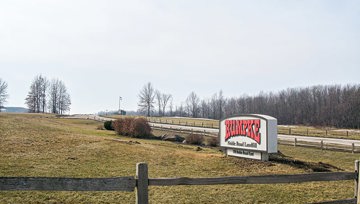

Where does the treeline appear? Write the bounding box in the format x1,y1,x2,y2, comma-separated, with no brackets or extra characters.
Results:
222,85,360,128
0,78,8,111
25,75,71,114
138,83,360,129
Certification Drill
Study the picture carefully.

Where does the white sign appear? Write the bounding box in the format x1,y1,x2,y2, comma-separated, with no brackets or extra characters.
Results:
226,148,263,160
219,114,277,161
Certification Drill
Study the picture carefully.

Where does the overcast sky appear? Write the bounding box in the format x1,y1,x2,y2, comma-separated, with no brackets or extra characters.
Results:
1,0,359,114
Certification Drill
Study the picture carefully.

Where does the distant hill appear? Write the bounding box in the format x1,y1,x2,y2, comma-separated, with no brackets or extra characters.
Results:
1,107,28,113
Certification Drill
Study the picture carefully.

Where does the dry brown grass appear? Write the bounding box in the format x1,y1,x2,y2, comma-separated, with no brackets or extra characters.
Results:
0,113,356,203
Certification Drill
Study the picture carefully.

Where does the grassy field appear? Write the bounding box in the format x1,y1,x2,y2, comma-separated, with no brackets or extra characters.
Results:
0,113,357,203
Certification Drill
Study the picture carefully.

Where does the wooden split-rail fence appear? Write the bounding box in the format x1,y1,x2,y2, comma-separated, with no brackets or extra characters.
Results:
1,162,360,204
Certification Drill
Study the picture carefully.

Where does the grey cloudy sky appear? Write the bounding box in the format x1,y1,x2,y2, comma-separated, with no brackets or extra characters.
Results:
1,0,359,113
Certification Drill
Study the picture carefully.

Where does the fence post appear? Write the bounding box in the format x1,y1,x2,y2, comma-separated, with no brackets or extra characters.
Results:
294,138,297,147
307,129,309,136
289,128,291,135
320,140,324,150
352,143,355,154
355,160,359,198
136,163,149,204
347,131,349,137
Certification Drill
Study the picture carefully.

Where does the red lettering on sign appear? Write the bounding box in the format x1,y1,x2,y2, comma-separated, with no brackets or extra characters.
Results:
254,119,261,144
224,119,262,144
235,120,240,135
225,120,230,141
239,120,244,135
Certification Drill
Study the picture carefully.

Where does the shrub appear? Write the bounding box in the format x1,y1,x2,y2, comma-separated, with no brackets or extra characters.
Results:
185,134,204,145
206,137,219,147
113,118,130,135
131,118,152,138
118,118,134,136
113,117,152,138
113,118,124,135
104,121,114,130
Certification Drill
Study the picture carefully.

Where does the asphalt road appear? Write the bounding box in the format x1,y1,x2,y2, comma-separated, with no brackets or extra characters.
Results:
67,114,360,147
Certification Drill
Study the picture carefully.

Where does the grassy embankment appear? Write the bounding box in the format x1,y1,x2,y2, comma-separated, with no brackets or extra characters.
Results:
0,113,358,203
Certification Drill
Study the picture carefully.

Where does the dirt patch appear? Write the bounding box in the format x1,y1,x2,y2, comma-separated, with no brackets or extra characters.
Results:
106,138,140,145
270,152,343,172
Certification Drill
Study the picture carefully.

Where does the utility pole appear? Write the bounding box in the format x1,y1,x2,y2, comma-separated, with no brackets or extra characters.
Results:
119,96,122,115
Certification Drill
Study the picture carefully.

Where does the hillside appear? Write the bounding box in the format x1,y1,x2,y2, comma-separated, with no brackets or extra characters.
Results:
0,113,356,203
1,107,28,113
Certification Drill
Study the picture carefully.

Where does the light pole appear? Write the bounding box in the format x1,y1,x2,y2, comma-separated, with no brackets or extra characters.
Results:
119,96,122,115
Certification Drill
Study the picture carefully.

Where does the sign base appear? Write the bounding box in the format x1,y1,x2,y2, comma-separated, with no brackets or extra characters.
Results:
226,148,269,161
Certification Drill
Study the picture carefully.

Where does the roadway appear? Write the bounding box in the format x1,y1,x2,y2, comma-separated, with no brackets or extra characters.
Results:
66,114,360,147
149,122,360,146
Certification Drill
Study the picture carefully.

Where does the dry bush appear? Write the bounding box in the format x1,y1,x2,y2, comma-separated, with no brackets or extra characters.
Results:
113,117,152,138
185,134,204,145
122,118,134,135
206,136,219,147
131,118,152,138
113,118,126,135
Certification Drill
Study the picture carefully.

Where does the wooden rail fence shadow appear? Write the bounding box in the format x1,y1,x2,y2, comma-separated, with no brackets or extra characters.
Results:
1,161,360,204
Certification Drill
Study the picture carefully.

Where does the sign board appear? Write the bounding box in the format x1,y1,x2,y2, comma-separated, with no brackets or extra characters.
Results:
219,114,277,161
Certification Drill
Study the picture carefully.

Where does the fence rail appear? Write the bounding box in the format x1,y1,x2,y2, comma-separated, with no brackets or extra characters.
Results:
151,124,359,153
279,138,359,153
149,172,355,186
1,162,359,204
0,177,135,191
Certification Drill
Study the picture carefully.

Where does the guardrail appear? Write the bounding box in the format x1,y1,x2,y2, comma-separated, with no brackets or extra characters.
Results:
279,138,359,153
1,162,359,204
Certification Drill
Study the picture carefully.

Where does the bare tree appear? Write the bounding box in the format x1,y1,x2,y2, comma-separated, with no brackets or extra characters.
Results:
138,82,155,117
186,91,200,118
48,79,60,114
48,79,71,114
217,90,225,119
0,78,8,111
155,90,162,116
169,98,174,116
200,99,210,118
161,93,172,116
25,75,48,113
57,81,71,114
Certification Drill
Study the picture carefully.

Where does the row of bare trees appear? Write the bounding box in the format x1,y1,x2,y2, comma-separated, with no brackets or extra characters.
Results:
25,75,71,114
219,85,360,128
0,78,8,111
138,82,360,128
138,82,172,117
